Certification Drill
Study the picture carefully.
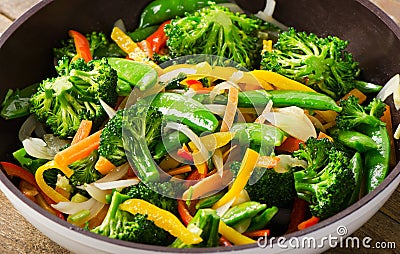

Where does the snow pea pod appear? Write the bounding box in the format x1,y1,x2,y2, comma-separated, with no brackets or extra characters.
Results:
221,201,266,226
139,0,229,28
359,124,390,193
347,152,364,206
153,131,189,160
247,206,279,231
193,90,341,112
150,92,219,134
128,26,158,42
0,83,39,120
332,129,378,152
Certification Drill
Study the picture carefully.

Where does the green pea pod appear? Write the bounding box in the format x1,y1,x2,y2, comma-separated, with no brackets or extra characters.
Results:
153,131,189,160
195,191,226,209
359,124,390,193
150,92,219,133
193,90,341,112
354,80,383,94
139,0,229,28
247,206,279,231
107,57,158,91
231,123,287,147
128,26,158,42
268,90,342,112
347,152,364,206
221,201,266,226
333,129,378,153
1,83,39,120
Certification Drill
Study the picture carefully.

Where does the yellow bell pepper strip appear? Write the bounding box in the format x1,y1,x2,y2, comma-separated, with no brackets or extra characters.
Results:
111,27,161,72
119,199,203,245
35,160,74,203
212,148,259,209
218,221,256,245
251,70,316,92
69,30,92,63
187,132,235,152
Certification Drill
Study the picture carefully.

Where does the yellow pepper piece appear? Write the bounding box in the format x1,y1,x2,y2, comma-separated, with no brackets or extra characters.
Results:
120,199,203,245
251,70,316,92
212,148,259,209
219,221,256,245
35,160,74,203
188,132,235,152
262,40,273,53
111,27,161,72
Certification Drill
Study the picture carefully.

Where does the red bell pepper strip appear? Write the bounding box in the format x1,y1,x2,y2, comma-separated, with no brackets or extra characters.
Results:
177,199,193,226
177,147,194,162
286,197,310,233
243,229,271,238
0,162,65,219
219,236,233,246
1,161,38,187
69,30,92,62
297,216,320,230
145,20,171,54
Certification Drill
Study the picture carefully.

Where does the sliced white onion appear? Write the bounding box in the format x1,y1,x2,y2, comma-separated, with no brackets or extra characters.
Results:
95,163,130,183
52,198,97,214
254,100,273,124
94,178,139,190
43,134,70,154
182,173,223,200
167,89,186,94
204,104,226,117
274,154,307,173
212,149,224,177
159,68,196,83
394,124,400,139
305,113,325,133
229,71,244,83
255,0,288,30
263,106,317,141
84,184,110,204
86,200,106,222
99,98,117,119
22,137,55,160
19,114,40,141
183,88,197,99
209,81,239,102
34,122,47,139
376,74,399,102
164,122,208,161
231,189,250,207
216,196,236,217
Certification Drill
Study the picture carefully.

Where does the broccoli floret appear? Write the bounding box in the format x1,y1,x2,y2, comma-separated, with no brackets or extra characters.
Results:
366,97,387,119
170,209,220,248
30,57,118,138
293,139,355,219
98,106,163,167
91,191,174,246
69,150,102,187
53,31,125,62
261,28,360,99
121,181,180,215
230,161,296,208
293,137,334,174
336,95,386,130
164,4,262,69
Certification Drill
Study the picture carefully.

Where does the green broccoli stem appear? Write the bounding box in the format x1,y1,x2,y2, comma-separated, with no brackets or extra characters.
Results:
69,69,99,87
92,191,131,235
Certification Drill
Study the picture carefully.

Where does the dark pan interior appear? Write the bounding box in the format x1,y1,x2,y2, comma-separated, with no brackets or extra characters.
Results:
0,0,400,252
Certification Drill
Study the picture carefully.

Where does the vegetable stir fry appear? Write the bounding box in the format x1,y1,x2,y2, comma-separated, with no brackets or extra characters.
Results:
1,0,399,249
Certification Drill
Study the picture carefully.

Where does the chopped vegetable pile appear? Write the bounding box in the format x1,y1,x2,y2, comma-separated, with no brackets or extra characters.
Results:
1,0,399,249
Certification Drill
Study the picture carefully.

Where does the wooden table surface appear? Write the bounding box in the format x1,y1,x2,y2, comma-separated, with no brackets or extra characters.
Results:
0,0,399,253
